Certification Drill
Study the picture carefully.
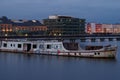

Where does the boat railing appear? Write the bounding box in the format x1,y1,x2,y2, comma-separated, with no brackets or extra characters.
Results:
1,39,59,43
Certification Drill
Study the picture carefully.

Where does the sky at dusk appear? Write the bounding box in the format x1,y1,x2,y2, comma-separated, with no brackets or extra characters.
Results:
0,0,120,23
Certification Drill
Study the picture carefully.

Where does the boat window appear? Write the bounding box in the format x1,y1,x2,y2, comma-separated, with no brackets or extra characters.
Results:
11,44,12,47
33,44,37,49
18,44,21,48
39,44,44,49
47,44,51,49
13,44,15,47
54,45,59,49
59,45,62,49
98,52,100,55
63,42,79,50
3,43,7,47
86,46,103,50
94,52,96,55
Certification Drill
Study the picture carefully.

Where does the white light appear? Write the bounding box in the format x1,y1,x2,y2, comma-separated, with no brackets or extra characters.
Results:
5,34,8,36
32,20,36,22
25,34,28,36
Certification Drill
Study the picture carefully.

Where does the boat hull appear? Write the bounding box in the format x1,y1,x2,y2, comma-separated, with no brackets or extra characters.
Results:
0,48,116,58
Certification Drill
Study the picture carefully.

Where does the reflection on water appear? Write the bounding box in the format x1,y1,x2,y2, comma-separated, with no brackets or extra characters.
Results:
0,51,118,61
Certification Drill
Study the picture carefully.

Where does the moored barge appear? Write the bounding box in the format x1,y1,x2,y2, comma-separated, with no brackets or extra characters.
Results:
0,40,117,58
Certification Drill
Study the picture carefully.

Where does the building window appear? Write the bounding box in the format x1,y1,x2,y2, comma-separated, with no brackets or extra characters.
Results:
33,44,37,49
18,44,21,48
3,43,7,47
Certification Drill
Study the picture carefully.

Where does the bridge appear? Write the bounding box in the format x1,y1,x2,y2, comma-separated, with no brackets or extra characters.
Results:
0,34,120,42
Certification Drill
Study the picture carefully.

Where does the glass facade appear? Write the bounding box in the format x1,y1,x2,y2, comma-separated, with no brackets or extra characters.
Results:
43,15,85,36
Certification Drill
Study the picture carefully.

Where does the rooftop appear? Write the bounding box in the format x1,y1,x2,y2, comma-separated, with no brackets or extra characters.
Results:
48,15,74,19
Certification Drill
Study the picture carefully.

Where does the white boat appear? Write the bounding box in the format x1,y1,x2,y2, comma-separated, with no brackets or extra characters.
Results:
0,40,117,58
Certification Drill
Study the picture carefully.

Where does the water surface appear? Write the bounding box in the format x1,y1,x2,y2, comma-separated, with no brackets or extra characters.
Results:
0,41,120,80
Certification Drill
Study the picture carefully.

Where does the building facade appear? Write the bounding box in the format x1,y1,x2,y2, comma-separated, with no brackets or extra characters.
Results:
0,24,13,36
43,15,85,36
13,25,47,36
86,23,120,34
0,16,48,36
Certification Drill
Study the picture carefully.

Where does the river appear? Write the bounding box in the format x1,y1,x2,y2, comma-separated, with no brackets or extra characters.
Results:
0,41,120,80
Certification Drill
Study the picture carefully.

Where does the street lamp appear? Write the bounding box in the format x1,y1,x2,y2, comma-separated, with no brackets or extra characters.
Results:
25,34,28,36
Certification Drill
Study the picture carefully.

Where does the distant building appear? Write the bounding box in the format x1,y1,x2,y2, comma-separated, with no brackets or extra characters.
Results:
113,24,120,33
0,24,13,36
12,20,48,36
43,15,85,36
0,16,48,36
102,24,113,33
86,23,120,34
13,25,47,36
86,23,103,34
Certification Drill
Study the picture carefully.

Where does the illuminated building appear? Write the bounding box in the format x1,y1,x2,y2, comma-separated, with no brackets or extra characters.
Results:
43,15,85,36
0,24,13,36
86,23,120,34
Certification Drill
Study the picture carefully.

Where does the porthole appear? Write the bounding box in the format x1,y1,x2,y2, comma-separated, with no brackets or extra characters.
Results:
98,52,100,55
94,52,96,55
54,45,58,49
